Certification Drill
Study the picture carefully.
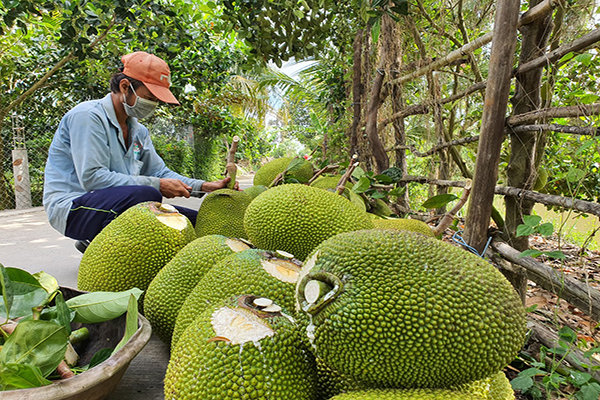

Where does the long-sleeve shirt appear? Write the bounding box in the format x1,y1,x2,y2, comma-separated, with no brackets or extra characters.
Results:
43,93,204,235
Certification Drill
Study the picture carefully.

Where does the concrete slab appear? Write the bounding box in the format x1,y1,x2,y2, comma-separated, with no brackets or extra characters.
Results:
0,174,255,399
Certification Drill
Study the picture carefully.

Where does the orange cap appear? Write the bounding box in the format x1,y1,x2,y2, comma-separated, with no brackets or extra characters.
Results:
121,51,180,105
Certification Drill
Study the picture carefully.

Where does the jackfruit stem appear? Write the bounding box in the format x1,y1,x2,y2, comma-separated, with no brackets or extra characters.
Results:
298,271,343,315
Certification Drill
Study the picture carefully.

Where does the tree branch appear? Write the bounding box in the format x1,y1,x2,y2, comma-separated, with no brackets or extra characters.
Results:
398,176,600,217
506,103,600,126
491,238,600,321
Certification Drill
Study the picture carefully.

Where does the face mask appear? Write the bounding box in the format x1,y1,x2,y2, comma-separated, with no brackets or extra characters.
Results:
122,83,158,119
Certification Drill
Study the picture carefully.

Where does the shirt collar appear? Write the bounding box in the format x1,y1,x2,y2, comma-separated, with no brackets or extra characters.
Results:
100,93,143,132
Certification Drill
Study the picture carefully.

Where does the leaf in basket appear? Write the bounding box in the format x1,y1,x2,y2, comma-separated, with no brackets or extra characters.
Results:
112,294,139,355
87,348,114,370
0,264,13,320
65,288,143,324
0,363,52,390
32,271,60,294
0,320,68,377
53,291,74,334
0,268,49,319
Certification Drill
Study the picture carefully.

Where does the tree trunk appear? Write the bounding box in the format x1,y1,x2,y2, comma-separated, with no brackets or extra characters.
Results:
349,30,364,157
464,0,520,258
503,0,554,299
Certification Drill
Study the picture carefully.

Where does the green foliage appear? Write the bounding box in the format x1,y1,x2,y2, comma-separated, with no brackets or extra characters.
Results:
0,263,143,390
516,216,566,260
151,134,194,177
511,326,600,400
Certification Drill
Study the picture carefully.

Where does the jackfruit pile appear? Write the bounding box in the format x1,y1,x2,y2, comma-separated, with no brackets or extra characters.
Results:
75,158,525,400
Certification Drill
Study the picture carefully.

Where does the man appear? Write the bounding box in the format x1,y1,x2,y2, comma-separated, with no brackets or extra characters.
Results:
43,51,234,253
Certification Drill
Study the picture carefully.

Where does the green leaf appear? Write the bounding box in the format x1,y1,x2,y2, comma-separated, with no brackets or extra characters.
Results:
352,177,371,194
352,166,366,180
567,167,586,183
65,288,143,324
574,53,593,66
523,215,542,227
0,363,52,390
511,375,534,391
0,320,68,377
373,174,393,184
558,326,577,343
54,291,74,334
536,222,554,237
518,367,545,378
32,271,59,294
543,251,566,260
88,348,113,369
516,224,535,237
520,249,542,258
0,268,49,319
569,370,592,386
112,294,139,355
577,382,600,400
421,194,458,209
371,191,386,199
285,157,305,173
380,167,404,182
0,264,13,320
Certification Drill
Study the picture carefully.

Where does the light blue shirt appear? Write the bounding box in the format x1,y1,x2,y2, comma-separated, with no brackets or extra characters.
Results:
43,93,204,235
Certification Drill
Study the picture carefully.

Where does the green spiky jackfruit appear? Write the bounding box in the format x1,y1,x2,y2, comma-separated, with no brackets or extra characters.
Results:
253,157,313,187
165,295,317,400
373,218,435,237
369,199,394,217
310,175,366,212
454,371,514,400
195,189,252,239
144,235,251,344
296,229,526,388
244,184,374,260
77,202,196,296
244,185,268,200
328,388,485,399
171,249,302,346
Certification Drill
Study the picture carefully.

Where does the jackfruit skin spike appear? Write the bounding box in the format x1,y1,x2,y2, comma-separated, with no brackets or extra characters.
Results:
195,189,252,239
244,185,268,200
77,202,196,296
328,388,485,399
373,218,435,237
172,249,301,347
165,295,318,400
316,357,371,399
253,157,314,187
296,230,526,388
454,371,515,400
369,198,394,217
144,235,250,344
310,175,366,212
244,184,374,261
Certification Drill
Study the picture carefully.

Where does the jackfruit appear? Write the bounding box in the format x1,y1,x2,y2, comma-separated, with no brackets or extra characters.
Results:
328,388,485,399
454,371,514,400
296,229,526,388
373,218,435,237
244,184,374,260
195,189,251,239
310,175,366,212
253,157,313,187
144,235,251,344
244,185,268,200
369,198,394,217
317,366,514,400
172,249,302,346
165,295,317,400
533,169,548,191
77,202,196,297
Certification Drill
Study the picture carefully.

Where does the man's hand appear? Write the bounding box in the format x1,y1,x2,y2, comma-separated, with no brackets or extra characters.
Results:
159,178,192,198
201,177,240,192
